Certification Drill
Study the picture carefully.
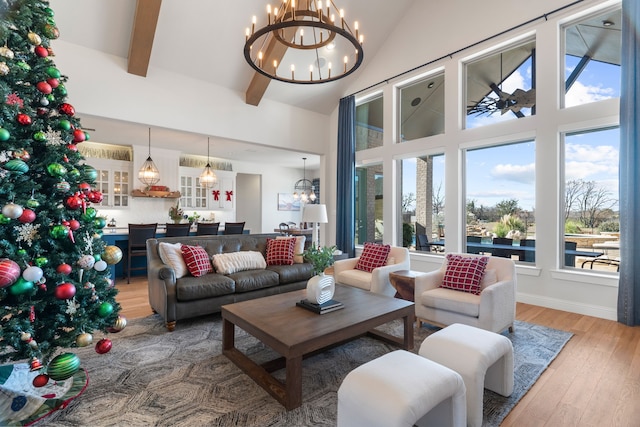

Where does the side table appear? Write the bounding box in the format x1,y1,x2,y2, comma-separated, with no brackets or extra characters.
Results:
388,270,422,302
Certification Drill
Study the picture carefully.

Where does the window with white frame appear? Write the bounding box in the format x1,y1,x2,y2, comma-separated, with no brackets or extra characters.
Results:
563,7,621,109
398,74,445,142
355,95,383,151
355,164,383,244
400,154,445,253
464,141,536,262
465,39,536,129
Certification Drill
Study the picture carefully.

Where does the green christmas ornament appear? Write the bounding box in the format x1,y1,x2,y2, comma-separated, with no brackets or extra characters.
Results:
33,131,47,142
0,214,10,225
81,207,97,221
16,61,30,71
34,256,49,267
17,248,27,257
0,128,10,141
55,84,67,96
98,302,114,318
47,353,80,381
58,119,71,130
93,254,101,261
47,162,67,177
9,277,34,295
81,165,98,181
50,224,68,239
44,6,55,17
3,159,29,174
26,198,40,209
67,168,80,179
46,93,55,101
46,66,61,78
94,217,106,229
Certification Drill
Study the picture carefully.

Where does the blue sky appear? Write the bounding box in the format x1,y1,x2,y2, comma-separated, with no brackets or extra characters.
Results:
403,56,620,214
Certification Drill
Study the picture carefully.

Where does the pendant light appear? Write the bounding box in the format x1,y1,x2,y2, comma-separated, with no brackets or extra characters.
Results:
199,137,217,188
138,128,160,186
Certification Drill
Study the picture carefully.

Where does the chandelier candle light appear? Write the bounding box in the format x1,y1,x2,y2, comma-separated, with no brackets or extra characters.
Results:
244,0,364,84
138,128,160,186
199,137,218,188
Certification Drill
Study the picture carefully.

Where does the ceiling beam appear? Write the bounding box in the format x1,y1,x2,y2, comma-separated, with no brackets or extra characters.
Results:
246,2,304,106
127,0,162,77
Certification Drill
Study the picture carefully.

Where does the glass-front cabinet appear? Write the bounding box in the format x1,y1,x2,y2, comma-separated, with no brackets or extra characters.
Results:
179,167,235,211
88,159,131,208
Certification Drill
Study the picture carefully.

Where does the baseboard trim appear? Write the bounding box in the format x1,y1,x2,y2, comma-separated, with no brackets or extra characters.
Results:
517,292,617,321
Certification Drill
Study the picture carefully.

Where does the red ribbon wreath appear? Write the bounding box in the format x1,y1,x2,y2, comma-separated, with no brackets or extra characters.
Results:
225,190,233,201
212,190,220,201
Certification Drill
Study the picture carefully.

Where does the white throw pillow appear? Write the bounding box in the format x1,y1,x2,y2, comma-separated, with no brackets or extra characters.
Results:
158,242,188,278
211,251,266,275
277,235,306,263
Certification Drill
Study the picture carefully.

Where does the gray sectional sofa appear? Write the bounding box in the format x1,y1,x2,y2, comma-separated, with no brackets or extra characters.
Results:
146,233,313,331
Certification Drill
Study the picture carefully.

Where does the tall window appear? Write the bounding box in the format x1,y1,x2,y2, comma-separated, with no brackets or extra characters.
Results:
355,95,383,151
466,39,536,129
355,164,383,244
563,8,621,108
400,155,445,252
563,127,619,271
399,74,445,142
465,141,535,261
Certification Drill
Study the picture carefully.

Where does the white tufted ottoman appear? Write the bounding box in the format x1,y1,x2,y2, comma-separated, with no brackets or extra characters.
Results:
337,350,467,427
419,323,514,427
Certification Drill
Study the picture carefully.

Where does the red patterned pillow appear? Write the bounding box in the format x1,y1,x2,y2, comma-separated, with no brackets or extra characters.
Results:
181,244,213,277
355,242,391,273
441,254,489,295
266,238,296,266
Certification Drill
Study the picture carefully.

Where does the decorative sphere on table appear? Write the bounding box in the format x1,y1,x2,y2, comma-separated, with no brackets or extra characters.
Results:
95,338,112,354
107,314,127,333
102,246,123,265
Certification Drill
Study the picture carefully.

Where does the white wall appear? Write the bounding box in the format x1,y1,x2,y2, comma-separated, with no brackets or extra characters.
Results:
327,0,621,320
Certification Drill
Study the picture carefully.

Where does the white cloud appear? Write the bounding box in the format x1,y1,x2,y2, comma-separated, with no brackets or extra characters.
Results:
565,81,615,107
491,163,535,184
565,143,618,180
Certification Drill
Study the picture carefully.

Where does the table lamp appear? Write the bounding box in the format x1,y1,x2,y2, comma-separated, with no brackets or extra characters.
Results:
301,204,328,248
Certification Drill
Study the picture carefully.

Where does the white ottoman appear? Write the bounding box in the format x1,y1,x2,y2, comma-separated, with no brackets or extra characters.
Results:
419,323,514,427
337,350,466,427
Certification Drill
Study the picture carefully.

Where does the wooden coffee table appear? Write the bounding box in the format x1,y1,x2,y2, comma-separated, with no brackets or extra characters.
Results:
221,284,414,410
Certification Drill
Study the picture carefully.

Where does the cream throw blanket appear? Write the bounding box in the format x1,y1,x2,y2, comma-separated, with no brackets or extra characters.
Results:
211,251,266,275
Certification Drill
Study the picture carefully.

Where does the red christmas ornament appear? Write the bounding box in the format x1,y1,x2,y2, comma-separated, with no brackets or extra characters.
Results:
68,219,80,231
32,374,49,387
95,338,112,354
56,263,73,275
34,45,48,57
36,81,52,94
58,103,75,116
72,129,85,142
47,47,54,56
78,182,91,194
46,77,59,88
54,282,76,300
36,108,49,116
66,144,77,153
88,191,103,203
16,113,32,125
65,195,83,210
0,259,21,288
18,209,36,223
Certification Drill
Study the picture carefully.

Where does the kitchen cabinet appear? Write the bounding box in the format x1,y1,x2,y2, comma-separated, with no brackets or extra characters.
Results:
88,158,132,208
179,167,236,211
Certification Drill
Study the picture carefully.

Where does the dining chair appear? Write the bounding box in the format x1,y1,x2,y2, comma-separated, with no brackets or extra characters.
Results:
223,222,245,235
196,222,220,235
125,223,157,284
164,223,191,237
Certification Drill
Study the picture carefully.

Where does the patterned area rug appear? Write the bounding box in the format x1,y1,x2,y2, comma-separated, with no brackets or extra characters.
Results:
36,315,572,427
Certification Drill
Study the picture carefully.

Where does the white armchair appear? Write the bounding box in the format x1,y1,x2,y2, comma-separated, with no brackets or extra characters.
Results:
414,253,516,333
333,246,410,297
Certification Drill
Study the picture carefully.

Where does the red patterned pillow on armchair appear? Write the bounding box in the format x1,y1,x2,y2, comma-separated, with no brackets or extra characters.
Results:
355,242,391,273
441,254,489,295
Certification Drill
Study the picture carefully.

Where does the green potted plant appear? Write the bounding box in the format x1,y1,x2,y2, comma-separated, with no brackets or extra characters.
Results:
168,201,185,223
302,244,337,276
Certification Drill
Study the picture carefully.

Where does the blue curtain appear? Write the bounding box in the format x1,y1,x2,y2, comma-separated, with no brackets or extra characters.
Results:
618,0,640,325
336,96,356,257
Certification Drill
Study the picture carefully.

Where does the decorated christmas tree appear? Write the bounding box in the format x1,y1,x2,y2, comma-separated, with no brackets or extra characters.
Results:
0,0,125,385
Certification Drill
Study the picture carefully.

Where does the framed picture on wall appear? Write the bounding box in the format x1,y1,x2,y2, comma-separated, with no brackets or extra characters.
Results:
278,193,300,211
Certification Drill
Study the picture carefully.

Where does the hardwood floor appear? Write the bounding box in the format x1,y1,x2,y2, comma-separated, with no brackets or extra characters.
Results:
115,277,640,426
